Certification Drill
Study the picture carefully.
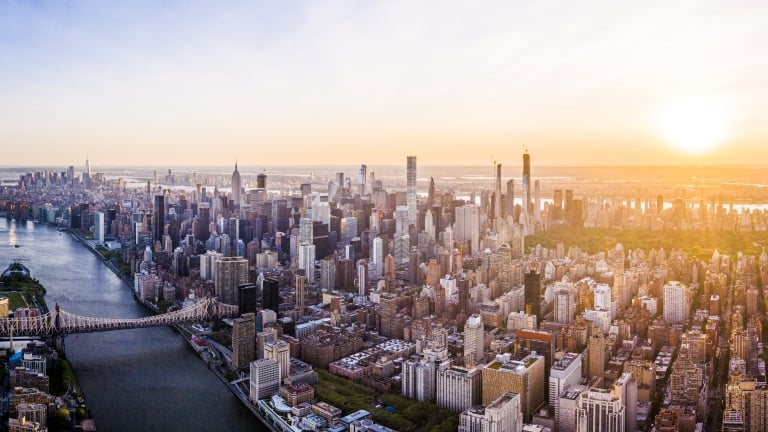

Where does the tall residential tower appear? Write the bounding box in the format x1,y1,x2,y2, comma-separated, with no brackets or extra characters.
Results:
407,156,417,227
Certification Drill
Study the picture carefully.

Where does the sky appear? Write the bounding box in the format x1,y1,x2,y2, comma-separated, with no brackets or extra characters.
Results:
1,0,767,167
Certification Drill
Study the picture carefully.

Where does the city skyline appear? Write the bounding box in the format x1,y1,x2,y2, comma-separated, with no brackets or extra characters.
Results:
2,1,767,167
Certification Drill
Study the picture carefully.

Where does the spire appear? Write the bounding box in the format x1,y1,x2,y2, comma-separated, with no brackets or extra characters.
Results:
234,159,238,173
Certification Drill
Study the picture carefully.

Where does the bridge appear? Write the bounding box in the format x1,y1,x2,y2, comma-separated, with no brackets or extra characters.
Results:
0,297,239,336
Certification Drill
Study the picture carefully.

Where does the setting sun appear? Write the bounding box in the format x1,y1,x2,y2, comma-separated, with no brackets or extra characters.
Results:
658,96,729,155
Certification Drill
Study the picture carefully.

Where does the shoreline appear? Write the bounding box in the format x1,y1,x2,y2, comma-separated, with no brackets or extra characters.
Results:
1,255,96,431
63,226,278,430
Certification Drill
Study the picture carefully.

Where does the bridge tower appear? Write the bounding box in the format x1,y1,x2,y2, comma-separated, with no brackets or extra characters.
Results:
53,303,65,351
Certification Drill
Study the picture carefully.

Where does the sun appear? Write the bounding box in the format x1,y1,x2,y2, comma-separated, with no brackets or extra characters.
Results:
658,96,728,155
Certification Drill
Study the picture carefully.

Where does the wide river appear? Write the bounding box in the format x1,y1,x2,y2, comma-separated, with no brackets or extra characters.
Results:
0,218,263,431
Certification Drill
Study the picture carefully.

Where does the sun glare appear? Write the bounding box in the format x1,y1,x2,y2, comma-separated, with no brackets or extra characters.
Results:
658,96,728,155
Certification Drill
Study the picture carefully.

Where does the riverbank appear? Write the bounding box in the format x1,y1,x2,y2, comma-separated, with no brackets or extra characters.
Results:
64,228,273,429
0,260,96,431
175,323,283,432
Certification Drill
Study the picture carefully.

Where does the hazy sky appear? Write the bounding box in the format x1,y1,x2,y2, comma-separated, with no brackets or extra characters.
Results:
1,1,766,167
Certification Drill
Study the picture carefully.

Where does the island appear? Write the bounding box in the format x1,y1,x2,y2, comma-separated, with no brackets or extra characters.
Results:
0,262,95,432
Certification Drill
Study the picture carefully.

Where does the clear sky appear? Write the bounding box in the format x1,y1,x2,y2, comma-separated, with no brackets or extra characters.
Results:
1,1,766,167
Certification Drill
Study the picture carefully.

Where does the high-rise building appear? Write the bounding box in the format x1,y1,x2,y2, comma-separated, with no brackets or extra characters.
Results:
554,289,575,324
232,313,256,370
249,359,280,402
533,179,541,221
262,277,280,314
522,151,531,215
372,237,384,278
214,257,248,305
356,259,367,299
358,164,367,196
256,172,267,189
464,314,484,367
494,163,502,219
402,359,437,401
524,270,541,321
482,353,545,422
459,391,523,432
238,283,259,315
93,211,105,244
264,339,291,379
455,204,480,255
319,257,335,291
299,243,316,283
295,269,308,311
299,218,314,245
407,156,417,227
154,194,166,245
437,365,482,413
626,360,656,402
574,385,626,432
588,333,606,381
663,281,688,324
427,177,436,209
231,161,242,206
506,179,515,218
549,352,583,432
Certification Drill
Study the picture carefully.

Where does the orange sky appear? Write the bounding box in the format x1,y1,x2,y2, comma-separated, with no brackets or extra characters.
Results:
1,1,766,167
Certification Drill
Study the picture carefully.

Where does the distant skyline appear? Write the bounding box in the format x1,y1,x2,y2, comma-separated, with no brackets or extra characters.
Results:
1,1,767,166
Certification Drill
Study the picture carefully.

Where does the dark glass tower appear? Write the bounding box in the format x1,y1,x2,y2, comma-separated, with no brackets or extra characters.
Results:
154,194,165,245
262,277,280,314
524,269,541,321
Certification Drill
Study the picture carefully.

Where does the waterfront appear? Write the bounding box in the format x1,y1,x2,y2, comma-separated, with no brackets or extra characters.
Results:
0,218,263,431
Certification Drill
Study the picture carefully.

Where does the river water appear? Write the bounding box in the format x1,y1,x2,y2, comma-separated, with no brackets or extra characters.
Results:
0,218,263,431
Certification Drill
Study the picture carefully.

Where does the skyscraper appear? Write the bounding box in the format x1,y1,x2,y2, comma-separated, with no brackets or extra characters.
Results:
407,156,417,227
575,373,635,432
231,161,242,206
588,332,606,381
482,352,545,422
262,277,280,313
663,281,688,324
524,270,541,321
549,352,583,432
153,194,166,246
427,177,436,209
295,269,308,311
214,257,249,305
358,164,367,196
232,312,256,369
94,211,105,244
299,243,316,283
494,163,502,219
402,359,437,401
263,339,291,379
464,314,484,366
437,366,482,413
506,178,515,219
455,204,480,254
522,150,531,215
256,172,267,189
554,289,575,324
84,157,91,185
459,392,523,432
250,359,280,402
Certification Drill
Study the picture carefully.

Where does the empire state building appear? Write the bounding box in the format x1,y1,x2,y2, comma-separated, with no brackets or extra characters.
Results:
232,161,242,205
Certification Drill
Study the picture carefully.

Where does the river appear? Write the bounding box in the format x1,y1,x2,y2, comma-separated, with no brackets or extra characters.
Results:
0,218,264,432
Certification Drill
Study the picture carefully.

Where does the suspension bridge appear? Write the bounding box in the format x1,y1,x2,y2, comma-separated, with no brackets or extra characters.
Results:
0,297,239,337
